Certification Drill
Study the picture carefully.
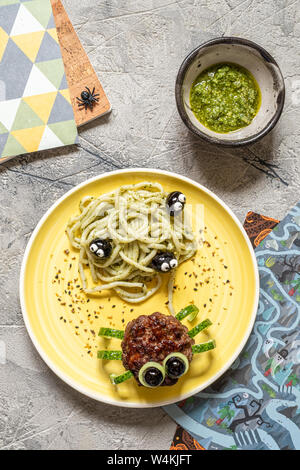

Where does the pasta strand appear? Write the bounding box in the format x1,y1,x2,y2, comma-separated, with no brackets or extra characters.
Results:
67,182,197,313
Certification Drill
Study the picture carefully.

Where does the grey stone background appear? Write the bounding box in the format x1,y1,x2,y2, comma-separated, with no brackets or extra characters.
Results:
0,0,299,450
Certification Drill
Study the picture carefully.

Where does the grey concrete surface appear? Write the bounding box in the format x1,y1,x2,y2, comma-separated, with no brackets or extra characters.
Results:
0,0,300,450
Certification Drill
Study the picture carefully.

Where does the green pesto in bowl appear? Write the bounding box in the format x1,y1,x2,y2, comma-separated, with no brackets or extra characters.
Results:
190,63,261,133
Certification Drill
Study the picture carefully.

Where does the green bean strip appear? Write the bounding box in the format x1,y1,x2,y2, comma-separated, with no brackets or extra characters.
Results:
188,318,212,338
110,371,134,384
192,340,216,354
175,305,199,322
98,327,124,339
97,350,122,360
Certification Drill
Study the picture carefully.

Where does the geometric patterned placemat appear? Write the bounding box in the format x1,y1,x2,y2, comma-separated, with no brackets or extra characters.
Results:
0,0,78,162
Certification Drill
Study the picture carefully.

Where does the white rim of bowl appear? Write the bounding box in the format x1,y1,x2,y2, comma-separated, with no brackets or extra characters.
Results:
19,168,260,408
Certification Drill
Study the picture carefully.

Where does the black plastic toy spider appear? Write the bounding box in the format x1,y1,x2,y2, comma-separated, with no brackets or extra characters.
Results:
77,87,99,110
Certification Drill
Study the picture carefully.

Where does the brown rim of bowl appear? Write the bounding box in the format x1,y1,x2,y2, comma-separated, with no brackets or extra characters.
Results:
175,36,285,147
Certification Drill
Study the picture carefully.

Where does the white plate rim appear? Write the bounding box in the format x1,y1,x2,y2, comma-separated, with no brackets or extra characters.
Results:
19,168,259,408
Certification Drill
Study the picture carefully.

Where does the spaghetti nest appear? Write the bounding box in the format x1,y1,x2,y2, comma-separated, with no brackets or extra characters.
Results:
66,182,197,313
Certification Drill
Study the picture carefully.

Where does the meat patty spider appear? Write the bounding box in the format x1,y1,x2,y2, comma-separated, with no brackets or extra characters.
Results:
76,87,100,110
97,305,216,387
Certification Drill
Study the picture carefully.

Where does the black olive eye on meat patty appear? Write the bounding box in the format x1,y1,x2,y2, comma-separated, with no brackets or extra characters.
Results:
89,239,112,258
138,362,165,387
166,191,186,216
163,352,189,379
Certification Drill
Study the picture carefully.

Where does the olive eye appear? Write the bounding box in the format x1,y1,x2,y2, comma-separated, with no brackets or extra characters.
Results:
166,191,186,216
163,352,189,379
151,252,178,273
89,239,112,258
138,362,165,387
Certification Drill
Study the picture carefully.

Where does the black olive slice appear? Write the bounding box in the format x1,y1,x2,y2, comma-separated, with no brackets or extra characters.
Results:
138,362,165,387
163,352,189,379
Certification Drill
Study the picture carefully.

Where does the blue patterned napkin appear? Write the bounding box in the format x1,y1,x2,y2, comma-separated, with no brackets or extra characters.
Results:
165,202,300,450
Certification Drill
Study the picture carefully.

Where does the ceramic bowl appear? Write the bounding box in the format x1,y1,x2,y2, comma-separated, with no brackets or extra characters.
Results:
175,37,285,146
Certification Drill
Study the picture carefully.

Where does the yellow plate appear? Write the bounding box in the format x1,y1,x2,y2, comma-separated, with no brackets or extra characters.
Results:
20,169,259,407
